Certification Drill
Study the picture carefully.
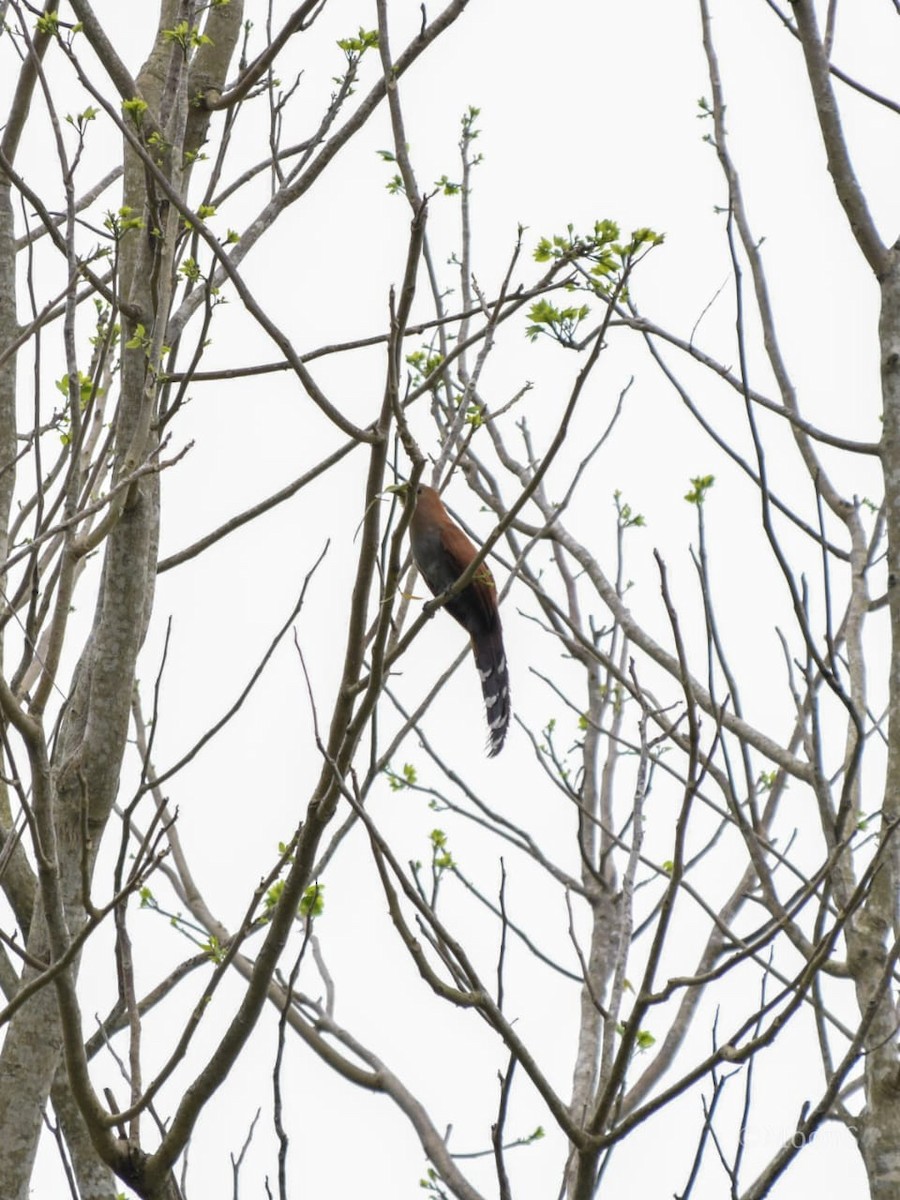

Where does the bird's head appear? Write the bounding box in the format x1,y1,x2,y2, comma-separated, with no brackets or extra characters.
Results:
385,480,429,502
385,481,444,522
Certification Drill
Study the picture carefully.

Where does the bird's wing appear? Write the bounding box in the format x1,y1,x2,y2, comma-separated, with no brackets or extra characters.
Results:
437,521,499,630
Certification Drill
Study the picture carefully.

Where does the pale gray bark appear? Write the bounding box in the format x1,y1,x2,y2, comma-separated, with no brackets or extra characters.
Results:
785,4,900,1196
0,15,46,1200
50,1068,119,1200
857,252,900,1200
1,3,896,1199
0,156,15,578
0,2,472,1195
0,4,242,1197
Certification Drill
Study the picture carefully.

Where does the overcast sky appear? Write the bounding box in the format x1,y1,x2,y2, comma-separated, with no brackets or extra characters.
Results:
6,1,894,1196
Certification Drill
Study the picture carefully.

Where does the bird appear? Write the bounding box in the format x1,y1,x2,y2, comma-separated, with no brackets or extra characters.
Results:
388,482,510,756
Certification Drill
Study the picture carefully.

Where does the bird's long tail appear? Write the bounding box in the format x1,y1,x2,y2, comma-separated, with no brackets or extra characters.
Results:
472,624,511,757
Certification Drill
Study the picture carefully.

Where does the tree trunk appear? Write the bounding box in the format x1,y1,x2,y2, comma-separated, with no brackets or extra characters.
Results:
0,5,242,1194
857,248,900,1199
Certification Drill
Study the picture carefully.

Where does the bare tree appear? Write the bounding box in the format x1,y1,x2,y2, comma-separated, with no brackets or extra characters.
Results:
0,2,895,1199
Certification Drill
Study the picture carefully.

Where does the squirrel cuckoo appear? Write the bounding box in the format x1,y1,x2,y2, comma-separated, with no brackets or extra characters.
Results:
389,483,510,756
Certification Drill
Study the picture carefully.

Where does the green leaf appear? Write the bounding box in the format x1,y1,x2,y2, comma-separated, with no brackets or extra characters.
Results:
263,879,284,913
337,27,378,57
122,97,148,125
531,218,662,303
405,349,443,382
202,935,225,963
434,174,461,196
386,761,418,791
430,829,455,872
525,299,590,344
614,490,646,529
124,323,147,351
684,474,715,505
56,371,102,409
68,105,98,128
300,883,325,919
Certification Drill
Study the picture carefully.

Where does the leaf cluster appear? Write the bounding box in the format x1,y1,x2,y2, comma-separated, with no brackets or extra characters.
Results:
337,27,378,60
527,221,663,343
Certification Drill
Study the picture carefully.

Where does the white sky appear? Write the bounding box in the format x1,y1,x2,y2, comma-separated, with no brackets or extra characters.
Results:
4,1,894,1196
